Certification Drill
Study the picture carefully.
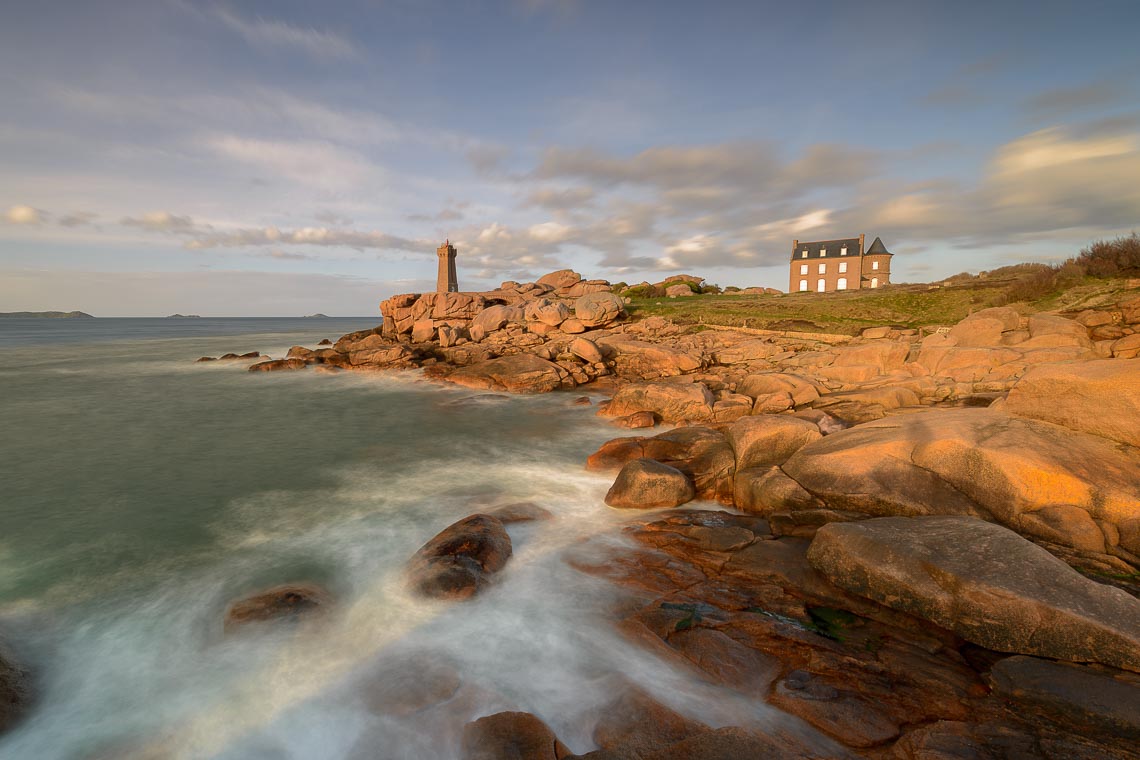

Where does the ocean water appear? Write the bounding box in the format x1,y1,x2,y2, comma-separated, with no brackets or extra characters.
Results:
0,318,794,759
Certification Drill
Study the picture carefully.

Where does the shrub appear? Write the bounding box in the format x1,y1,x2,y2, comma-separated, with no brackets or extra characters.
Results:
700,284,722,295
1074,233,1140,278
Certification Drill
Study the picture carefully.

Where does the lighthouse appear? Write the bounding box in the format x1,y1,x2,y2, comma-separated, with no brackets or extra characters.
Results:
436,239,458,293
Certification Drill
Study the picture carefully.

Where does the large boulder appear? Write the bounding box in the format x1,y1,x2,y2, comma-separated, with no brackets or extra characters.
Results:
1004,358,1140,448
469,304,525,341
737,373,820,407
247,358,307,372
830,342,910,373
445,354,569,394
807,516,1140,672
536,269,582,291
601,382,715,423
461,711,571,760
594,337,701,379
568,337,603,364
779,408,1140,555
407,514,513,600
587,426,734,503
574,291,624,328
604,459,696,509
725,415,822,469
223,583,331,632
524,298,571,327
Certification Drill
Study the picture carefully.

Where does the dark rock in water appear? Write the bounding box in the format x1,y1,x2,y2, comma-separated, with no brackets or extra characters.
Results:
223,583,331,632
247,358,307,372
361,653,462,717
0,642,32,736
195,356,217,362
238,351,261,359
318,338,332,346
590,684,708,757
485,502,554,524
987,655,1140,738
571,396,592,406
461,711,571,760
407,514,512,600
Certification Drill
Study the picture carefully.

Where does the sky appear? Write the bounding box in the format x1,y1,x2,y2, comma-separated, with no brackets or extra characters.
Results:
1,0,1139,316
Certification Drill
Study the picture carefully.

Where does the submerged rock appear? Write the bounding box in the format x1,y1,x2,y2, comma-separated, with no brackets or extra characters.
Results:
407,514,513,600
807,516,1140,672
461,711,571,760
0,642,31,736
247,358,307,372
223,583,331,632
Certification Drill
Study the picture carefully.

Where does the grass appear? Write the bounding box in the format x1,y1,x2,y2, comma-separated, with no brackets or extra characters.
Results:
626,276,1140,335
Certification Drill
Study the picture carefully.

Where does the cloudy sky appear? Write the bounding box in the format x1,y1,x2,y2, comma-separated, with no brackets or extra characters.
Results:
2,0,1139,315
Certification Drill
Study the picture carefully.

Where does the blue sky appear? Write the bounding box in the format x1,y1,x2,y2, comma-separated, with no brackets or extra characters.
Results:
2,0,1139,315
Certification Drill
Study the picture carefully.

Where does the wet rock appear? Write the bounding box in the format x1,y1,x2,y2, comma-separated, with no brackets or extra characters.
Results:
771,670,901,748
318,338,332,345
1004,358,1140,447
590,685,709,758
605,459,695,509
223,583,331,632
485,502,554,524
987,655,1140,738
808,516,1140,671
461,711,572,760
446,354,569,394
247,358,307,372
195,356,217,362
0,642,31,736
407,514,513,600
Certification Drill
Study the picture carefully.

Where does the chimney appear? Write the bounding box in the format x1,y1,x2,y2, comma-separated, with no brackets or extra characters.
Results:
859,233,865,256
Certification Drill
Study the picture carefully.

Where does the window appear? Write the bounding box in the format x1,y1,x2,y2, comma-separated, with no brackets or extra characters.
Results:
817,278,826,292
799,263,808,275
818,263,826,274
872,260,879,270
871,277,879,288
840,247,847,256
799,279,808,292
801,250,808,258
820,248,827,257
837,277,847,290
839,261,847,273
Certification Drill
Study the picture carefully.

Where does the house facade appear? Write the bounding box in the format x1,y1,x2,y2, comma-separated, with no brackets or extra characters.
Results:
788,234,893,293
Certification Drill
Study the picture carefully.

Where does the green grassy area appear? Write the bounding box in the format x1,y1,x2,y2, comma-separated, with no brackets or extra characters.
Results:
626,277,1140,335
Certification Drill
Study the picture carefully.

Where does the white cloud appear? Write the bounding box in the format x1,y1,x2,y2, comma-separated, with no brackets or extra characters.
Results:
5,204,45,225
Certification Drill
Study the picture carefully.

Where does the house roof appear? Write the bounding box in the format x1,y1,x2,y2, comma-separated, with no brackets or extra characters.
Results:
791,237,861,260
866,236,892,256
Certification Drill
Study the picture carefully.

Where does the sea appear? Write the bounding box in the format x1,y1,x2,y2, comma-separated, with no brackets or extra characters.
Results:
0,318,787,759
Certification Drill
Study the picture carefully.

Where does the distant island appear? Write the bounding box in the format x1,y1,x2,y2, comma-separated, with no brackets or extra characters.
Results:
0,311,95,319
303,313,330,318
166,314,202,319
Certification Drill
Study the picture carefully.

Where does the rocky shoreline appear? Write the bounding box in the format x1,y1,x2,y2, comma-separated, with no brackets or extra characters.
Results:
214,269,1139,757
5,270,1138,757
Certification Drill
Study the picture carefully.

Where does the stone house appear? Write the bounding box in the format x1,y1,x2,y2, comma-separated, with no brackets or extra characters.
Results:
788,234,893,293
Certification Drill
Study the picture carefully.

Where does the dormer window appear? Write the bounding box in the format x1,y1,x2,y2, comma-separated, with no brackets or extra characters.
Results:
801,250,808,258
840,247,847,256
820,248,827,257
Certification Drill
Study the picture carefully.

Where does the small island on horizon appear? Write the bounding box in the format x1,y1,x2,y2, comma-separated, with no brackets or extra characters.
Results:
0,311,95,319
303,313,330,318
165,314,202,319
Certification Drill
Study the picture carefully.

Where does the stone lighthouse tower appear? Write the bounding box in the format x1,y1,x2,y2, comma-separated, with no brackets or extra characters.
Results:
436,239,458,293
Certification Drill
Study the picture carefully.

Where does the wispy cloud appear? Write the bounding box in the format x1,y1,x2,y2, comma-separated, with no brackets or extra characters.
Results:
208,7,361,61
1023,81,1127,119
120,211,202,233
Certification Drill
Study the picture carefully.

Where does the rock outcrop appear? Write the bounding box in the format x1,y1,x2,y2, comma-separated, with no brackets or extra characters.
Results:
807,516,1140,672
604,459,696,509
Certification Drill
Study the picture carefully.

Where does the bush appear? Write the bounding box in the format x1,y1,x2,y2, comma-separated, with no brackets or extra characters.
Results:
621,284,662,299
1074,233,1140,278
700,284,722,295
